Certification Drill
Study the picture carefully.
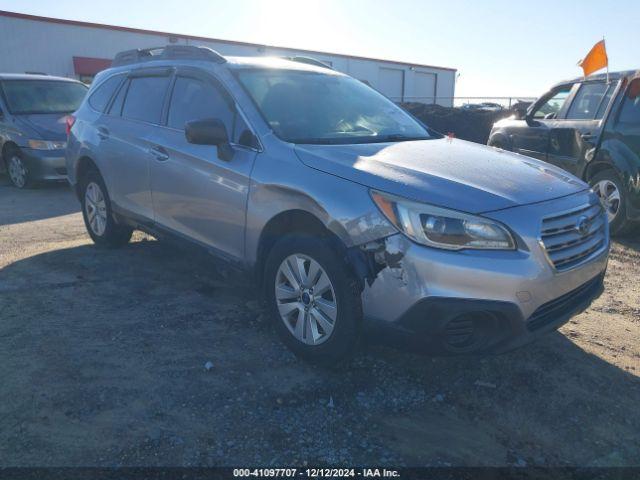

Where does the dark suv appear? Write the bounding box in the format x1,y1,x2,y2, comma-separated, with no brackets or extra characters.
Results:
488,71,640,234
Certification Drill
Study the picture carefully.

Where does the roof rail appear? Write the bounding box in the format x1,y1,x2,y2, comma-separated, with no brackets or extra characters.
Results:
286,56,333,70
112,45,226,67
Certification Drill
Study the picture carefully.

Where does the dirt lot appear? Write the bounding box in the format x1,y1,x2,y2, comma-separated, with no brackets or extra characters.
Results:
0,177,639,467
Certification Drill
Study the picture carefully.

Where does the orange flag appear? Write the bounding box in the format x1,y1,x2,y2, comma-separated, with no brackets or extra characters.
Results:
578,40,608,77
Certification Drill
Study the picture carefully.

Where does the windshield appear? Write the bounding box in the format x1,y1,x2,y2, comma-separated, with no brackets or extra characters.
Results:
235,69,430,144
1,80,88,115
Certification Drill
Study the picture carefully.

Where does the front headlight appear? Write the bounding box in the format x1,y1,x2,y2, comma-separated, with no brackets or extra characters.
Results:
27,140,66,150
371,190,515,250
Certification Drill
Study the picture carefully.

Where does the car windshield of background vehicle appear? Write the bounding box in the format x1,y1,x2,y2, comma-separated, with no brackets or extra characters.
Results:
533,87,571,119
235,69,430,144
1,80,88,114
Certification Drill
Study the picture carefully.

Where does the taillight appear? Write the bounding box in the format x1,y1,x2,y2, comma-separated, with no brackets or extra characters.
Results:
65,115,76,137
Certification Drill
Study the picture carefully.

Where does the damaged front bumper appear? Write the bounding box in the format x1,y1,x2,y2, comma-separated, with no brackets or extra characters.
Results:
358,192,609,355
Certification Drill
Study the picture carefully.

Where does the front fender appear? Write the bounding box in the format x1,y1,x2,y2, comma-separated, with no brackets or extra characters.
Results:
589,138,640,217
245,145,396,266
487,131,511,150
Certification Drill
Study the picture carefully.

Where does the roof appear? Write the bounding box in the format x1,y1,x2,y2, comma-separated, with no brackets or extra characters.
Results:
225,56,341,73
99,55,340,78
0,73,81,82
0,10,457,73
556,69,640,87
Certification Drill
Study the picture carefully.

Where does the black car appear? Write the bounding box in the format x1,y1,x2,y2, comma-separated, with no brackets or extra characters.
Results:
488,70,640,234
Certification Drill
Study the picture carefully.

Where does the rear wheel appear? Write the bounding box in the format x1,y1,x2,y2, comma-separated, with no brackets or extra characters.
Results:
5,147,32,189
80,168,133,247
590,169,630,236
264,234,362,366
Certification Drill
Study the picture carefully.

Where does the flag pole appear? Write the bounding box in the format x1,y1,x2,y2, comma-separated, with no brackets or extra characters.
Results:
604,36,610,84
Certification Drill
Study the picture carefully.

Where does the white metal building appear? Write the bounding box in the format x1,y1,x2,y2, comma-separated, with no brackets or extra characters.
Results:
0,10,456,106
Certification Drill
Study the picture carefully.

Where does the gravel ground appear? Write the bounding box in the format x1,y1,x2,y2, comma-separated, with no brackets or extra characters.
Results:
0,177,639,467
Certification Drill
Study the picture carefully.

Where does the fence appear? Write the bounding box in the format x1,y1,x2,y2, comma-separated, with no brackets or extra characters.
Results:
400,96,537,109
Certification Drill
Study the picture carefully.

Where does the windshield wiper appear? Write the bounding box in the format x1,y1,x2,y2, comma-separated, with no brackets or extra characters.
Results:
289,138,346,145
375,134,430,142
290,134,430,145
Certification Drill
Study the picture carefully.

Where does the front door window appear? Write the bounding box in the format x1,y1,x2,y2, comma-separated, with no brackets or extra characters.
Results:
533,87,572,119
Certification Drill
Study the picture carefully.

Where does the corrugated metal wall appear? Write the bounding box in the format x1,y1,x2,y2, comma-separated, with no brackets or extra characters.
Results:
0,14,456,106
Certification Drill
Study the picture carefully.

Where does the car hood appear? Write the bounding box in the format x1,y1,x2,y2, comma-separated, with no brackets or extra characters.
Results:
294,138,587,214
14,113,69,141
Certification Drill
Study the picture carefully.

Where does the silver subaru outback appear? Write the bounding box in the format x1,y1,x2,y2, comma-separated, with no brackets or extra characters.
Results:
66,46,609,364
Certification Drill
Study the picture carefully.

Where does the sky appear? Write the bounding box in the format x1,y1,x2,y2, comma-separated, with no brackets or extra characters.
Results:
0,0,637,98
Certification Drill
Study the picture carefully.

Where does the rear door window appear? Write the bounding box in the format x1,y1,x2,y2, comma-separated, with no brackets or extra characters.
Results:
618,86,640,125
594,84,615,119
121,75,170,124
88,75,123,112
566,82,610,120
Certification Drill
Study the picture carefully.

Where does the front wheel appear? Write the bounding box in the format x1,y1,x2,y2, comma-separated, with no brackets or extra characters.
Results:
264,234,362,366
590,169,630,236
80,168,133,248
5,148,32,189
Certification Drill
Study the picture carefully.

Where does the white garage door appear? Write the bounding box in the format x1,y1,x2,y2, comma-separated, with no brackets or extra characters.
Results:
378,67,404,102
414,71,436,104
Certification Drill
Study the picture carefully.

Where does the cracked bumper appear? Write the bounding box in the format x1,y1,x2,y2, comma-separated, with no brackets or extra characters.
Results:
360,191,609,355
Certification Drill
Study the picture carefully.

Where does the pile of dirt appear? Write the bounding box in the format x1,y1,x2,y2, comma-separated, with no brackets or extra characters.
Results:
401,103,514,144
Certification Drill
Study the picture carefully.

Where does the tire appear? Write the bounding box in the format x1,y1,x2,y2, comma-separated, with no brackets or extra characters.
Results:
264,234,362,366
4,147,33,189
80,167,133,248
589,169,631,236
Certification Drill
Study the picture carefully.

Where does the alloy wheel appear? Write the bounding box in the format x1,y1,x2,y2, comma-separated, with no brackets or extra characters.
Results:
275,254,337,346
593,179,621,223
8,155,27,188
85,182,108,236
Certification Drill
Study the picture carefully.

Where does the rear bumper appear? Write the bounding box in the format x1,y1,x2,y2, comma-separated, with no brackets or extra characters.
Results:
21,148,67,181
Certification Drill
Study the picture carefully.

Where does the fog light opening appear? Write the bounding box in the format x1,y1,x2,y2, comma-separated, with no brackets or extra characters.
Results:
443,311,498,353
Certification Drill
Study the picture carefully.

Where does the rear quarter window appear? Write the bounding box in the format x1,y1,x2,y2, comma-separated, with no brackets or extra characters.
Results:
88,75,124,112
108,79,129,116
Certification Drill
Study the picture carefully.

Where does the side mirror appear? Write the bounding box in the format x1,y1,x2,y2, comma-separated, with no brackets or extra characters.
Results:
185,118,234,161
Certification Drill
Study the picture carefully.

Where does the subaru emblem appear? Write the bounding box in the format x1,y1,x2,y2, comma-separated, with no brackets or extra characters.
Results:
576,215,591,236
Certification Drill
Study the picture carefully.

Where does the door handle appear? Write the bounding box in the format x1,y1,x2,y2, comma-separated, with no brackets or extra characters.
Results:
581,132,595,141
149,146,169,161
97,127,110,140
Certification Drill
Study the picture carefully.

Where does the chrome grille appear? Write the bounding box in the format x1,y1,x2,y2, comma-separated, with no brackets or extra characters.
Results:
540,203,607,272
